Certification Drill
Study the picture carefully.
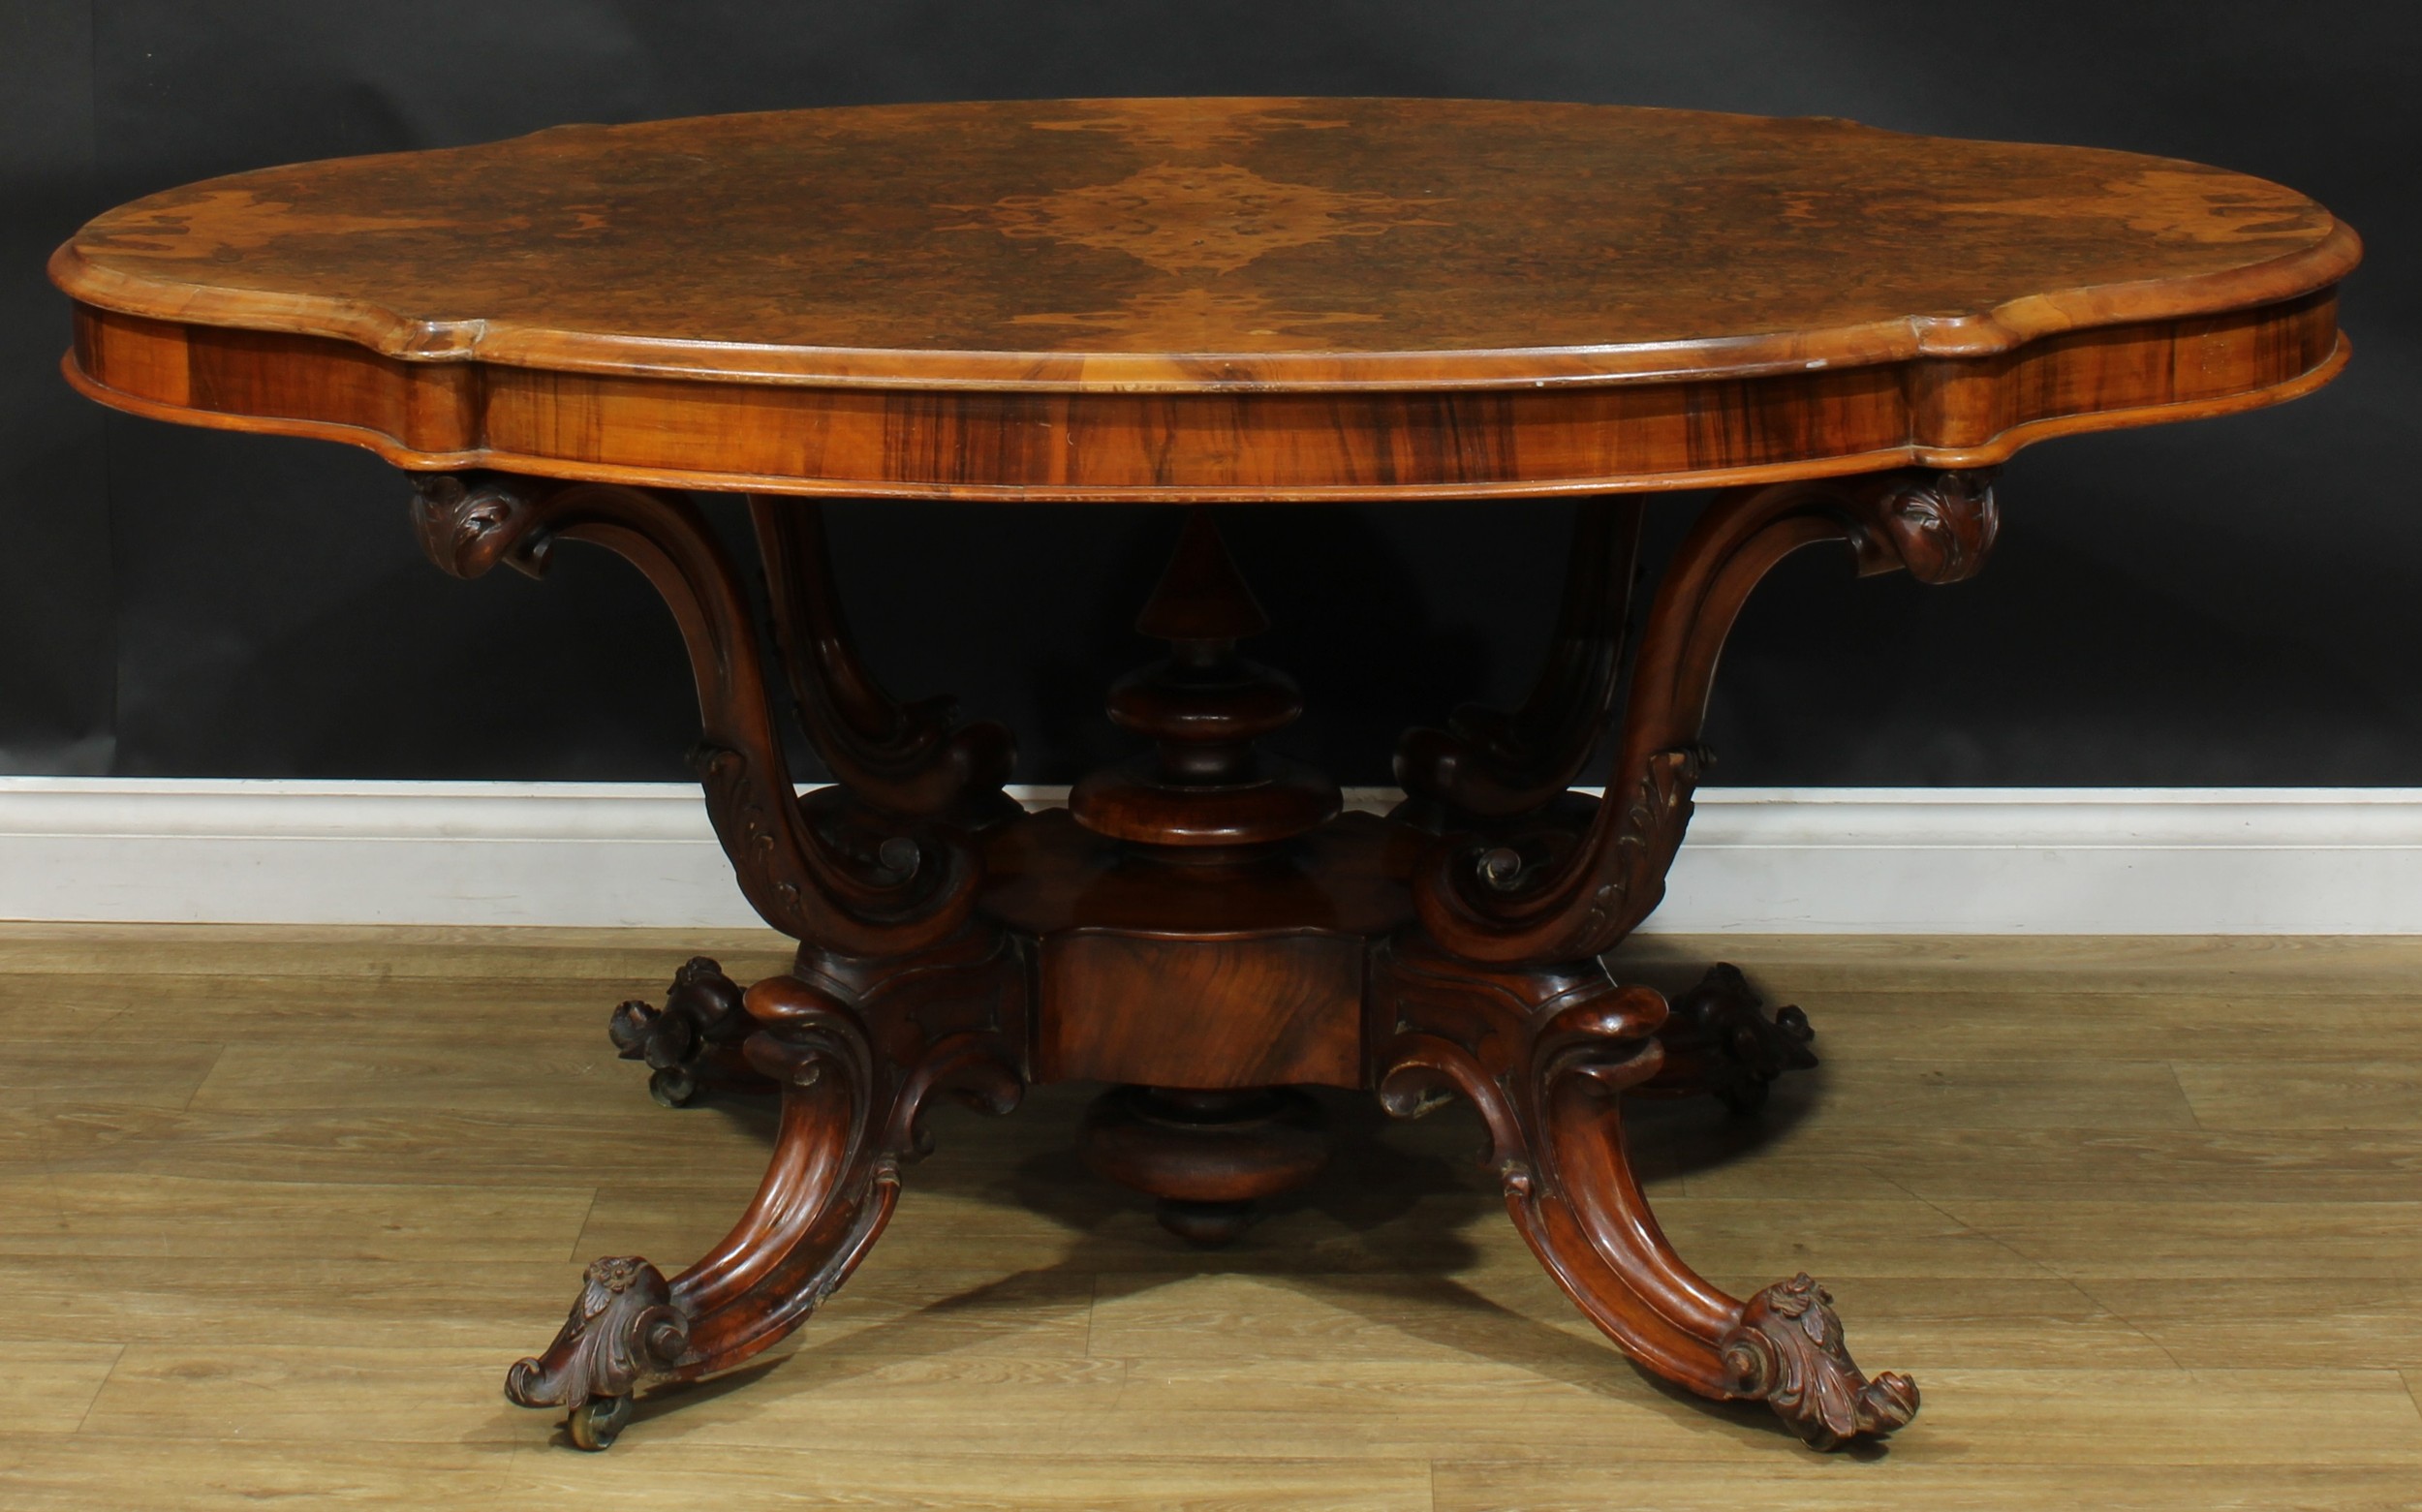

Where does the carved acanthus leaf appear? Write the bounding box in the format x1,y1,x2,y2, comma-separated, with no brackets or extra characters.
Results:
1720,1272,1918,1449
409,473,555,579
1532,991,1669,1103
1850,469,2000,584
504,1256,690,1413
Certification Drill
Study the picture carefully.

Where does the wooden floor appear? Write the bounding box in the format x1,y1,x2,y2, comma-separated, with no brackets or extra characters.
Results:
0,926,2416,1509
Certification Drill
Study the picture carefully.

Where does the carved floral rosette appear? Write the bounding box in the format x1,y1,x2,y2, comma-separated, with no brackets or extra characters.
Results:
607,956,752,1106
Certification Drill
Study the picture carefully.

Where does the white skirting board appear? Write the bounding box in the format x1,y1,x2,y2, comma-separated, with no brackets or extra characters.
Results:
0,778,2418,934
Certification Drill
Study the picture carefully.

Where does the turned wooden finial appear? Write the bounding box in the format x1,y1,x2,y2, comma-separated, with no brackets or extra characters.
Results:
1133,509,1270,644
1070,509,1340,851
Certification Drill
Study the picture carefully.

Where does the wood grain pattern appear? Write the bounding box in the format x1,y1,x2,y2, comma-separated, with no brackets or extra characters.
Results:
53,97,2357,500
1040,933,1365,1088
6,928,2419,1508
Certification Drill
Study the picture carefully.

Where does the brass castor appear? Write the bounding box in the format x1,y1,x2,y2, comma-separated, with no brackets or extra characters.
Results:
567,1394,633,1451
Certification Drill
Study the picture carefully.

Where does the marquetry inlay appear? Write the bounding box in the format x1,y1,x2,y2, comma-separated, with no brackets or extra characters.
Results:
941,162,1450,277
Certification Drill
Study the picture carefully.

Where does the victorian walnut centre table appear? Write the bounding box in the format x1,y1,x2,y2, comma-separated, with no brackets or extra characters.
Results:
51,98,2357,1452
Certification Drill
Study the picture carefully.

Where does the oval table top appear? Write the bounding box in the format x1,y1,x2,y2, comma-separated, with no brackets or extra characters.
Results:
53,97,2358,501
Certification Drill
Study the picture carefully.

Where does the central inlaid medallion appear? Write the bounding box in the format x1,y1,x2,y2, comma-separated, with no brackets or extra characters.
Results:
942,162,1447,276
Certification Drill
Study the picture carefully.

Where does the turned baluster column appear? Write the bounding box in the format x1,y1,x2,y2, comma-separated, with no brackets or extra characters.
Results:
1069,509,1339,855
1068,510,1341,1244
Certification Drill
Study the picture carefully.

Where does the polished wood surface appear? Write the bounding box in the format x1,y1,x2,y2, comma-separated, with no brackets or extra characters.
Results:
53,97,2356,500
1069,510,1340,850
3,926,2417,1509
47,98,2364,1457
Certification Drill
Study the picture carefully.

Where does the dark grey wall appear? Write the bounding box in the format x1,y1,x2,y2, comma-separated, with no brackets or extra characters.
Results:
4,1,2414,786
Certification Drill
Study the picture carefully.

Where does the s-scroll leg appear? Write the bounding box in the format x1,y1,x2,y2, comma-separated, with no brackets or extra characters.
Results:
1371,936,1914,1450
507,928,1026,1448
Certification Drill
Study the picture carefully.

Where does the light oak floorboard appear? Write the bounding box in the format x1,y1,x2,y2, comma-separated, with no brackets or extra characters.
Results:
0,1342,121,1435
501,1448,1434,1511
2,927,2417,1511
0,1439,519,1512
1431,1462,2422,1511
0,1041,226,1109
2174,1060,2422,1128
0,1171,597,1261
1663,1126,2422,1201
1612,933,2422,994
1790,990,2422,1061
12,1106,778,1188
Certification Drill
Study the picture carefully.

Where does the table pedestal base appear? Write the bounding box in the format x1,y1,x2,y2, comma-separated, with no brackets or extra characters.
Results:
424,467,1997,1453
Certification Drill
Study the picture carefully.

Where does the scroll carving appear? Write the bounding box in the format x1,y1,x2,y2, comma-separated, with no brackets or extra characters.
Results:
1396,498,1647,820
512,928,1028,1449
1372,935,1915,1450
1721,1273,1920,1450
406,471,978,957
747,498,1016,825
411,472,553,579
1373,950,1668,1198
1382,473,1965,1447
504,1255,689,1447
1855,469,2000,585
1413,468,1999,965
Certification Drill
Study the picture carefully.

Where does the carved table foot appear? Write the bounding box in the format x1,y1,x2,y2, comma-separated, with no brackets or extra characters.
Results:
508,928,1026,1449
607,956,765,1107
1634,962,1818,1113
1373,934,1914,1451
1721,1272,1918,1449
506,1255,687,1449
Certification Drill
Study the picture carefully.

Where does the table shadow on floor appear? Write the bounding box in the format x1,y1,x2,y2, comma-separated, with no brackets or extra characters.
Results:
615,1068,1832,1450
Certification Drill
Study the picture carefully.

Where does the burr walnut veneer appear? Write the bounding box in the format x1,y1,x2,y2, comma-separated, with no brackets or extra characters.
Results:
53,97,2356,1454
